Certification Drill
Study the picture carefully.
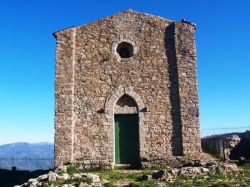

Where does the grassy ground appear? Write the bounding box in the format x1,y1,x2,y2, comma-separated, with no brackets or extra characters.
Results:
92,163,250,187
1,162,249,187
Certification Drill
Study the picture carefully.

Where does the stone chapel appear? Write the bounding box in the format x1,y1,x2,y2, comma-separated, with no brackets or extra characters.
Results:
53,10,202,169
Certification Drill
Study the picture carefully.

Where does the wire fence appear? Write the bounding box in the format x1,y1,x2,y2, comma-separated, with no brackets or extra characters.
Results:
0,157,54,171
201,126,250,138
201,126,250,160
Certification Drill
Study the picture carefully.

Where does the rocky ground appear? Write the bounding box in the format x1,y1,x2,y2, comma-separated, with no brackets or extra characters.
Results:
151,160,242,182
14,160,250,187
14,169,103,187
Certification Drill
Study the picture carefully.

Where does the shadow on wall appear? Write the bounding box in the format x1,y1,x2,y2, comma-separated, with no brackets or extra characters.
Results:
165,23,183,156
230,131,250,160
201,131,250,160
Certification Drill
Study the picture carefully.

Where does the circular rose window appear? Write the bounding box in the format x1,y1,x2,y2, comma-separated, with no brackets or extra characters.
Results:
116,42,134,59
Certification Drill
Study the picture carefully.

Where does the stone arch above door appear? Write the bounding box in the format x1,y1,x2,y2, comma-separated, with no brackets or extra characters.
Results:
104,85,146,167
115,95,138,114
105,85,145,116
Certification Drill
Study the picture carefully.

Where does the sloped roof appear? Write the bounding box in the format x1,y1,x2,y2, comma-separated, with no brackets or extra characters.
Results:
53,9,176,37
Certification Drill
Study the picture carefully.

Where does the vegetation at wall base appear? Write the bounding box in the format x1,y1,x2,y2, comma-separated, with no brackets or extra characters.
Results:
1,162,250,186
95,162,250,187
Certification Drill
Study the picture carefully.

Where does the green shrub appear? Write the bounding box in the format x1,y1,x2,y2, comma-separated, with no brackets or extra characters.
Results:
126,182,140,187
104,182,115,187
209,183,233,187
66,165,78,176
76,157,85,161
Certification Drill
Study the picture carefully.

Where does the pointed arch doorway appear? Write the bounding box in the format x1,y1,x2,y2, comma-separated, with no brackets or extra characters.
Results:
114,95,140,166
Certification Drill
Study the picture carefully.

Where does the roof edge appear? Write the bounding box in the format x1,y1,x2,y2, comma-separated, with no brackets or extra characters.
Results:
52,9,197,37
52,26,76,38
52,9,176,37
180,19,197,28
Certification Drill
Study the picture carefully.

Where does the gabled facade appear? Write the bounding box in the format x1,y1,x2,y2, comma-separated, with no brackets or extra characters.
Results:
53,10,202,168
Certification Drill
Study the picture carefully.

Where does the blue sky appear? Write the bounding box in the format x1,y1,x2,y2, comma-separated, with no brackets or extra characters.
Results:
0,0,249,144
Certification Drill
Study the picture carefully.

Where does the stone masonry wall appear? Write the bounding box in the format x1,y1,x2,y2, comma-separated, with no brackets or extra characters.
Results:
54,10,202,168
175,21,202,156
54,29,75,166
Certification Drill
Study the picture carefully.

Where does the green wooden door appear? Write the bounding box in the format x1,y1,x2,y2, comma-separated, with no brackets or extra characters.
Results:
115,114,139,165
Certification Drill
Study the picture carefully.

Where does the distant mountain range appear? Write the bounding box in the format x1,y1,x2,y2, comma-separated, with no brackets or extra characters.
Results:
0,142,54,171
